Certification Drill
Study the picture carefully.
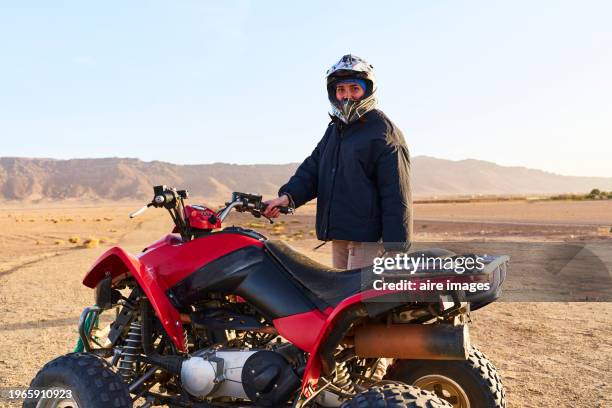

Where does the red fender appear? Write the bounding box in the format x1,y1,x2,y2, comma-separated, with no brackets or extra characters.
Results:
82,247,186,352
284,271,494,398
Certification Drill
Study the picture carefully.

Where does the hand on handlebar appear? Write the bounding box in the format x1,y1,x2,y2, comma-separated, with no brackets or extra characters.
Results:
263,195,290,218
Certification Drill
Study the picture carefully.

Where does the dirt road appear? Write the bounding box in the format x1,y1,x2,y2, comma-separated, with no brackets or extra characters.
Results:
1,202,611,407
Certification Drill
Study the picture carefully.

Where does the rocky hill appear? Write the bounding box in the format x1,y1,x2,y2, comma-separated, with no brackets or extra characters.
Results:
1,156,610,202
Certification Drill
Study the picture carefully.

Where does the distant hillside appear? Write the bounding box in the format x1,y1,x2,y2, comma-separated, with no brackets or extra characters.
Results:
1,156,611,203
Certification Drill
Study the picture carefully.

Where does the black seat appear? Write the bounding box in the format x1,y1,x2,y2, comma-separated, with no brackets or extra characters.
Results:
264,241,363,306
264,241,457,306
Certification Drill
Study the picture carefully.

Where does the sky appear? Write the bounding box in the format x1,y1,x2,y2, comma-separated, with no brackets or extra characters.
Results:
1,1,611,177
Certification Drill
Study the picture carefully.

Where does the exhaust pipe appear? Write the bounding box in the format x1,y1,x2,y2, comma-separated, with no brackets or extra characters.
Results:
352,324,470,360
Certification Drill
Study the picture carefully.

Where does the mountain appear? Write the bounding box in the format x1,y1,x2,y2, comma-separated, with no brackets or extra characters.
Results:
0,156,610,203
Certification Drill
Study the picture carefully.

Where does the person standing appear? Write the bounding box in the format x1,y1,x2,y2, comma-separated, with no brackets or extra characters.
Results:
264,54,412,269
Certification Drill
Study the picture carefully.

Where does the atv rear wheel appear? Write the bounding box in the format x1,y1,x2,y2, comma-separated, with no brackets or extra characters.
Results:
340,383,452,408
24,353,132,408
385,346,506,408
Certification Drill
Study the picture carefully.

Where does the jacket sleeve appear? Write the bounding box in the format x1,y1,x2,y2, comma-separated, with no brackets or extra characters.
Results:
278,129,330,208
374,138,413,252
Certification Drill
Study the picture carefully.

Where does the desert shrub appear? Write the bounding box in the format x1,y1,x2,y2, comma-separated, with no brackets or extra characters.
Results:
587,188,611,199
68,236,80,244
247,222,265,228
83,237,100,248
36,240,43,245
55,240,64,245
271,225,285,235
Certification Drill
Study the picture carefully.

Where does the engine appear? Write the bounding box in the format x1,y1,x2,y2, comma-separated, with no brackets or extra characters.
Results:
180,348,301,406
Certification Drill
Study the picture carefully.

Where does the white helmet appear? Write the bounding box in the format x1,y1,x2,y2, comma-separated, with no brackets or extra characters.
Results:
326,54,377,124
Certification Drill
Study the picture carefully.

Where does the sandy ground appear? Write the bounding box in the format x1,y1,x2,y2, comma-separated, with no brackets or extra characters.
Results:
0,201,611,407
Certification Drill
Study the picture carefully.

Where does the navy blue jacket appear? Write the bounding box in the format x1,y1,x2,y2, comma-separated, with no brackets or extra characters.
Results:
279,109,412,251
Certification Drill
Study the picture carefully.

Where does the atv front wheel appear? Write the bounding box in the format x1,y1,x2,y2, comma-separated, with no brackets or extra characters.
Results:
385,346,506,408
340,383,452,408
24,352,131,408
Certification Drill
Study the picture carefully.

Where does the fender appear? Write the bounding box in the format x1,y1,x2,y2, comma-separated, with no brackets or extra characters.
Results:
82,247,186,352
288,270,498,397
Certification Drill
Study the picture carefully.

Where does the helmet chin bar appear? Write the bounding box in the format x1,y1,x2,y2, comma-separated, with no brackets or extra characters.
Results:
339,98,358,122
330,93,377,124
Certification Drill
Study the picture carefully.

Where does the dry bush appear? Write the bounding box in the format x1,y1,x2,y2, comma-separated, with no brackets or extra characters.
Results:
54,240,64,245
83,237,100,248
247,222,266,228
68,236,80,244
36,240,43,245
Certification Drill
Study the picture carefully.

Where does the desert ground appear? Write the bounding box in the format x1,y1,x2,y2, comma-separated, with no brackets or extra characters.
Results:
0,199,611,407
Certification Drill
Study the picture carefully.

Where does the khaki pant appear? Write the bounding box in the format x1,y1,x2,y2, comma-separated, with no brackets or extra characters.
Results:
332,240,390,380
331,240,384,269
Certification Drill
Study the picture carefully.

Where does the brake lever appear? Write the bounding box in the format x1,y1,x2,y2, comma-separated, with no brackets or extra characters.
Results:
256,203,275,224
251,209,274,224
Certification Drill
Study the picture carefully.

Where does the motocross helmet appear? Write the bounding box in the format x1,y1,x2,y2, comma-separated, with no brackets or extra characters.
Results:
326,54,377,124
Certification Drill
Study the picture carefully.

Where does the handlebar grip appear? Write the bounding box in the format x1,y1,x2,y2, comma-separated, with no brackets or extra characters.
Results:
278,206,293,214
259,202,293,214
129,204,150,218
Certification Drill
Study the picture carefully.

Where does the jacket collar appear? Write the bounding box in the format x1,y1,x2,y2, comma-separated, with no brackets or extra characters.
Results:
329,109,377,131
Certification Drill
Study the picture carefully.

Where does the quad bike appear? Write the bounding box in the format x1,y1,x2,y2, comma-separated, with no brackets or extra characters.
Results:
25,185,508,408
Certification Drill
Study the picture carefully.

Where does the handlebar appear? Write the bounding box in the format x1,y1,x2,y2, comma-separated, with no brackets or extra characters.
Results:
221,192,293,223
130,187,293,226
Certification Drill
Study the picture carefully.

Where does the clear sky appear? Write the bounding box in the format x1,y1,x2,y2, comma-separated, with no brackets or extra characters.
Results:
1,1,611,177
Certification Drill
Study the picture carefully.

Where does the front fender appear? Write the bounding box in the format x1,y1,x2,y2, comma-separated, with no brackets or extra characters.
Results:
82,247,186,352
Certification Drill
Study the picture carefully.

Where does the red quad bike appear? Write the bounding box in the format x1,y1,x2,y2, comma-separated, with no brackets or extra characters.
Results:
26,186,508,408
